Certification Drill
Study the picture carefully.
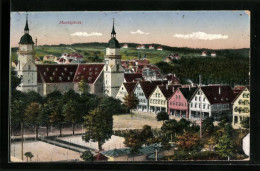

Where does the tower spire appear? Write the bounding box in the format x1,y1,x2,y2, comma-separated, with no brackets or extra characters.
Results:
24,14,29,34
111,18,116,38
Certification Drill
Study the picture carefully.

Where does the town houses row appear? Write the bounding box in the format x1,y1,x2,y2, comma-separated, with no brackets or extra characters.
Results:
116,81,250,129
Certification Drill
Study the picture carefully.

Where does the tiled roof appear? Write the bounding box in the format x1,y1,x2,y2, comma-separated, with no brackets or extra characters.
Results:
123,82,137,94
201,85,235,104
37,64,78,83
178,87,197,101
138,80,168,99
94,153,108,161
73,64,104,84
232,85,250,104
158,84,181,99
124,73,144,82
101,146,158,157
164,73,180,83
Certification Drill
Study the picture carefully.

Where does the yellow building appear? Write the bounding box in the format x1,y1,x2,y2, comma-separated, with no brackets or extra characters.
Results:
232,86,250,129
149,85,180,113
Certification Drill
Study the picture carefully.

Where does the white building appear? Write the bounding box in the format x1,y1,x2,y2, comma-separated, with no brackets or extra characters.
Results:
189,85,235,121
149,45,155,50
122,44,128,48
211,52,216,57
201,51,207,57
103,21,125,98
157,46,163,51
16,16,38,93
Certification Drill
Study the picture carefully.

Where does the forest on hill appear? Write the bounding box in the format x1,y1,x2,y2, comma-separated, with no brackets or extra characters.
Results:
156,56,249,86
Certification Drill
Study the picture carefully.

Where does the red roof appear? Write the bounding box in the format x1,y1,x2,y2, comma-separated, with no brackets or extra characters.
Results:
37,64,78,83
73,64,104,84
139,80,168,99
124,73,144,82
158,84,181,99
94,153,108,161
123,82,137,94
201,85,235,104
164,73,180,84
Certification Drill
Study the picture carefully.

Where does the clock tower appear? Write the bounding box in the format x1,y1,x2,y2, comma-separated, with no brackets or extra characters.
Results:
103,20,124,97
16,15,38,92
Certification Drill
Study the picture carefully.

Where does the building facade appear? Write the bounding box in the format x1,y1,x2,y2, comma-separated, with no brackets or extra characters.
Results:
116,82,137,103
168,87,197,119
189,86,235,121
232,87,250,129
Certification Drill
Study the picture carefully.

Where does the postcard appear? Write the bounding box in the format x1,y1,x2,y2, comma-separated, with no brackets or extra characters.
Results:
9,11,250,162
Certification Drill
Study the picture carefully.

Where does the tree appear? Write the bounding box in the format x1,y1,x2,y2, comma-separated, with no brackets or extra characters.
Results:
176,132,201,152
123,93,139,114
156,111,169,123
24,152,33,162
24,102,42,139
161,119,179,141
123,130,143,154
82,107,113,151
215,134,233,159
25,91,43,104
48,98,64,136
38,103,51,137
78,78,89,94
202,117,215,138
177,118,191,134
80,150,95,161
63,100,81,135
140,125,154,146
241,117,249,129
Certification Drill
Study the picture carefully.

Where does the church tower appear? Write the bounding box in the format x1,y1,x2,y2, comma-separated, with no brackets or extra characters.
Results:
103,20,124,97
16,15,38,92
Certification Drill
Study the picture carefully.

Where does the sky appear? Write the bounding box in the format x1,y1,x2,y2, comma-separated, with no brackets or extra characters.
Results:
10,11,250,49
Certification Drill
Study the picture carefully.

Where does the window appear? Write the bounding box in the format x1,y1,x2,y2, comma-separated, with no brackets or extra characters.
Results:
203,104,205,109
59,77,62,81
89,67,92,71
176,95,177,99
28,65,31,70
83,68,86,71
55,68,58,71
195,97,197,101
203,98,205,102
64,68,67,71
191,103,193,107
28,79,30,83
199,97,201,101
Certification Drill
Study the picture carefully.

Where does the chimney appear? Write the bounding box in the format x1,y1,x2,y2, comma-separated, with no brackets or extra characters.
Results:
189,85,191,91
172,86,175,92
166,84,168,90
219,87,221,95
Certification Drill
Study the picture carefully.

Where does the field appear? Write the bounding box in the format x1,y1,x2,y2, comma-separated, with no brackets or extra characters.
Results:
113,111,164,130
57,135,125,151
10,141,82,162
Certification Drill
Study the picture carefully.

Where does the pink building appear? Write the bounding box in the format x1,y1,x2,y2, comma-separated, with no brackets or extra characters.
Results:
168,87,197,119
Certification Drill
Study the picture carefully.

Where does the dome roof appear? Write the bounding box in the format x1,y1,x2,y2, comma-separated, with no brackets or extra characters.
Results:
19,33,34,44
107,37,120,48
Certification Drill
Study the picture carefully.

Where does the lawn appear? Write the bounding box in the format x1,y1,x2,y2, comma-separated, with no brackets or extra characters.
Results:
113,111,163,130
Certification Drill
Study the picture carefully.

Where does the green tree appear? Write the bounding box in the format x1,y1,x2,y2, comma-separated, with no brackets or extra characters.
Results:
38,103,51,137
82,107,113,151
80,150,95,161
124,130,143,154
202,117,215,138
25,91,43,104
24,152,33,162
177,118,191,134
215,134,233,159
63,100,81,135
161,119,179,141
78,78,89,94
140,125,154,146
24,102,42,139
156,111,169,123
241,117,249,129
48,98,63,136
123,93,139,114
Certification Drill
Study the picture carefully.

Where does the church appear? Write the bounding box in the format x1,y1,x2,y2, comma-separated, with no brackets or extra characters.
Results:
15,16,124,98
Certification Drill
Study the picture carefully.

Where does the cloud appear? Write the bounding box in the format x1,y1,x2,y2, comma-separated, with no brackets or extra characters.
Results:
130,29,150,35
70,32,103,37
173,32,228,40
